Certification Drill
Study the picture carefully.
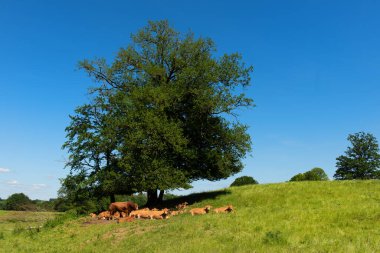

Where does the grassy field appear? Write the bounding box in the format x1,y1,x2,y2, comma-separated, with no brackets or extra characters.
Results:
0,180,379,252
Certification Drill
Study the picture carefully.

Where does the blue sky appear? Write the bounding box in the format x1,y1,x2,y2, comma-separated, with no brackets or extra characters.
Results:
1,0,379,200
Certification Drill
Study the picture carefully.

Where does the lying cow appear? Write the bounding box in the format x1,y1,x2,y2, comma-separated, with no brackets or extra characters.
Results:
130,208,170,219
213,205,234,213
98,211,112,220
112,211,121,219
117,216,135,223
176,202,188,210
109,201,138,216
89,213,97,218
169,210,180,216
129,210,150,219
149,209,170,219
190,205,212,216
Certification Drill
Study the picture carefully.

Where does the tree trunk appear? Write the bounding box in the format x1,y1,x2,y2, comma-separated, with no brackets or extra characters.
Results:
158,190,164,203
146,189,158,207
110,194,115,203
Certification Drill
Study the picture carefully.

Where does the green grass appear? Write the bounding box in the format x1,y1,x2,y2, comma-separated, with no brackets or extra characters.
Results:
1,180,380,252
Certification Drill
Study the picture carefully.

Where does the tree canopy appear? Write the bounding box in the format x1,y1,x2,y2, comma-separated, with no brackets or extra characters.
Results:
4,193,33,211
62,20,254,205
334,132,380,180
290,167,329,182
230,176,258,187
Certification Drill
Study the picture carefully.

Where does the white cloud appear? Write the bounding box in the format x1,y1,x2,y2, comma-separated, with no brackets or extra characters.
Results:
6,180,19,186
0,168,10,173
32,184,47,190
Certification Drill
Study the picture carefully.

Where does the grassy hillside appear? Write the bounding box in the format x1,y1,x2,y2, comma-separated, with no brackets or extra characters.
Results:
0,180,379,252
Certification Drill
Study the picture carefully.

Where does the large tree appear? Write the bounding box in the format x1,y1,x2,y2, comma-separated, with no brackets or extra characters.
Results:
334,132,380,180
63,20,253,205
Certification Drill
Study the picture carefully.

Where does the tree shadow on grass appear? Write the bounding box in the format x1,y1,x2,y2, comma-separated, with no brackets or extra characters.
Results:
158,189,231,209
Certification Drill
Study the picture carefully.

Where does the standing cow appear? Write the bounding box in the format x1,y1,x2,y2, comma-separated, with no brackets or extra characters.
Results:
109,201,138,216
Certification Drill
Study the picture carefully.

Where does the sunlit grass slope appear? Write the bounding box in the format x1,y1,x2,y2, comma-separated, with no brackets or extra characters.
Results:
1,180,379,253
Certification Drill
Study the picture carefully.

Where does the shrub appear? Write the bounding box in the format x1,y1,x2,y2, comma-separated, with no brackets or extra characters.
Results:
230,176,258,187
290,167,329,181
5,193,36,211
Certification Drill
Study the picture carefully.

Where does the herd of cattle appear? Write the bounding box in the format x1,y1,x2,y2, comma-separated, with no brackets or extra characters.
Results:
90,201,234,223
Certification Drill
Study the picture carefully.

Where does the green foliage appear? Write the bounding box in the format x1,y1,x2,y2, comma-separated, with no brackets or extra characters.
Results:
290,168,329,181
0,199,6,210
116,193,148,208
63,20,254,205
1,195,58,212
334,132,380,180
44,211,77,229
230,176,258,186
289,173,305,181
4,193,34,211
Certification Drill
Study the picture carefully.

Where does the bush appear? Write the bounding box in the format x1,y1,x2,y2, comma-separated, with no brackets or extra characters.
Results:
5,193,36,211
230,176,258,187
290,168,329,182
0,199,6,210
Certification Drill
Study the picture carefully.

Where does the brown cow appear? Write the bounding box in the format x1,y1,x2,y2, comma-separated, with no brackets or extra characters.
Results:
109,201,138,215
190,205,212,216
130,208,170,219
149,209,170,219
112,211,121,219
213,205,234,213
98,211,111,220
117,216,135,223
89,213,97,218
176,202,188,210
170,210,180,216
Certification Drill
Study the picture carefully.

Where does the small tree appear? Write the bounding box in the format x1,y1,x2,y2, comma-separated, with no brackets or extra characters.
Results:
290,168,329,181
5,193,35,211
334,132,380,180
230,176,258,187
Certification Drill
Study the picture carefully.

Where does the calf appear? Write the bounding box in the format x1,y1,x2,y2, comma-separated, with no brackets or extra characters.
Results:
213,205,234,213
89,213,97,218
190,205,212,216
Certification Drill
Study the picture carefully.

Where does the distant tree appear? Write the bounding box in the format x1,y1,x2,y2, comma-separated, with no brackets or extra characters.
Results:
0,198,5,210
304,168,329,181
289,173,306,182
334,132,380,180
230,176,258,187
290,168,329,181
5,193,35,211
